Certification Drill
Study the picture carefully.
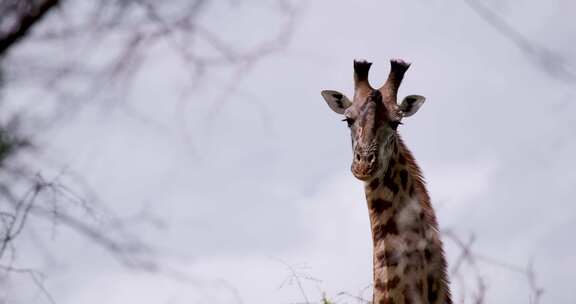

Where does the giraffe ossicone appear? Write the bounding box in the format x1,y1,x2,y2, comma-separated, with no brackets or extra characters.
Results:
321,59,452,304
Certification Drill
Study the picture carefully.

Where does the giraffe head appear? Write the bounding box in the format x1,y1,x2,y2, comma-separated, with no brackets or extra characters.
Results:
321,59,426,181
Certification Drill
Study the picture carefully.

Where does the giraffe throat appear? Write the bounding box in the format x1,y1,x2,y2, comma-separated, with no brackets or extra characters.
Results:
364,137,452,304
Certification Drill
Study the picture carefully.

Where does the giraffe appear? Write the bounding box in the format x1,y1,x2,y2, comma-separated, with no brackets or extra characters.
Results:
320,59,451,304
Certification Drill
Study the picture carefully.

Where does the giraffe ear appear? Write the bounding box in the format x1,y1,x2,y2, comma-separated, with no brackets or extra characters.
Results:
399,95,426,117
321,90,352,114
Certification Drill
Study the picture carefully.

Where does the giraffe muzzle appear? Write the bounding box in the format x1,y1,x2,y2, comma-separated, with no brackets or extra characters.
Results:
351,152,377,181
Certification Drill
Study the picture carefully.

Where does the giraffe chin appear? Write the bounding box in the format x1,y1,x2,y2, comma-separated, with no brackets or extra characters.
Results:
351,166,376,181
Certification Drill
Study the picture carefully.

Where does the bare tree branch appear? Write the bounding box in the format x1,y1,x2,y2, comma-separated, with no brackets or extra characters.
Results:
463,0,576,83
0,0,59,57
0,1,297,302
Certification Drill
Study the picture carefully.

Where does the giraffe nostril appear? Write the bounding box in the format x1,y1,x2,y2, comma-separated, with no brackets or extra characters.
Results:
356,153,361,161
367,154,374,163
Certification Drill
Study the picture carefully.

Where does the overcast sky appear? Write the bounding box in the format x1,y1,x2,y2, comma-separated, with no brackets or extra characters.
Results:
5,0,576,303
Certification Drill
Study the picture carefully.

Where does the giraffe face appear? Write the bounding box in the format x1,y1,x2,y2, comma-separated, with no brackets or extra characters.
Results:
345,90,397,181
321,89,425,181
321,59,426,181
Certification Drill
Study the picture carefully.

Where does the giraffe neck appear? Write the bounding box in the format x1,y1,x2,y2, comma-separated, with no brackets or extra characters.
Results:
364,136,451,304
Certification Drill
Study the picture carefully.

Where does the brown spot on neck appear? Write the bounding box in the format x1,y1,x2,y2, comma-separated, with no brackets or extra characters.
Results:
370,198,393,214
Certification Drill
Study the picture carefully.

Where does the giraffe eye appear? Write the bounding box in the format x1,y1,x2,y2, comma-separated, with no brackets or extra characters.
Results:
390,121,402,130
342,117,355,127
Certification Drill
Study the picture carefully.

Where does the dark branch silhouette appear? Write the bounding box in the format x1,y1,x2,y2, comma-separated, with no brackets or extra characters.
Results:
0,1,297,302
463,0,576,83
0,0,59,57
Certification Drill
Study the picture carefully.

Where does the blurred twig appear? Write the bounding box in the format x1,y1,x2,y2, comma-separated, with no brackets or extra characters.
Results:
443,229,544,304
0,1,297,302
463,0,576,83
0,0,59,57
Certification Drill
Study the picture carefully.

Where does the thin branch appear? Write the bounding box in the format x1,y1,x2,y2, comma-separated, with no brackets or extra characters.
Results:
0,0,60,57
0,264,56,304
463,0,576,83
